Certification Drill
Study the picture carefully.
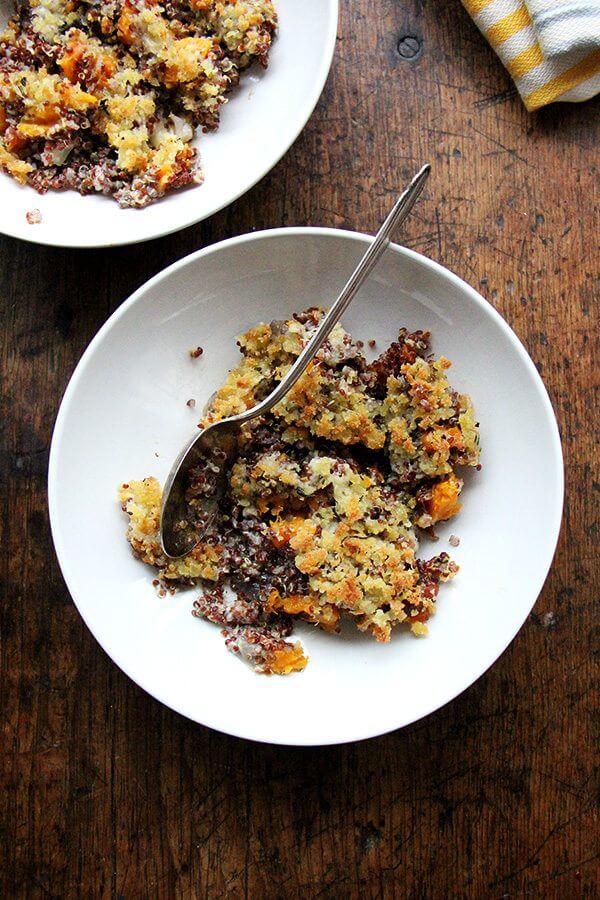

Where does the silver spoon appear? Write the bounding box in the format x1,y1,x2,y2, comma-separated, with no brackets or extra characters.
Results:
160,164,431,558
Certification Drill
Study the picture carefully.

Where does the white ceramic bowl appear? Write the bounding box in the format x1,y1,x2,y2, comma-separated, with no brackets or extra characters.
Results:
48,229,564,745
0,0,337,247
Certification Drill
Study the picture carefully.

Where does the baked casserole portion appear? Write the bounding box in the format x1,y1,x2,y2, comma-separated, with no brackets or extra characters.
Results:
120,309,480,674
0,0,276,206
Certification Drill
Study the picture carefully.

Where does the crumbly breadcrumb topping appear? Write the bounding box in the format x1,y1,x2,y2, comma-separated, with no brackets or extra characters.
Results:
119,308,480,674
0,0,276,206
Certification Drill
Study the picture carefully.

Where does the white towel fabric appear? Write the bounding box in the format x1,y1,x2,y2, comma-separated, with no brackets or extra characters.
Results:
527,0,600,55
462,0,600,109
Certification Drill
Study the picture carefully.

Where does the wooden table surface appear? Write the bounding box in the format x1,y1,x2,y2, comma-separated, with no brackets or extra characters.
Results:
1,1,598,897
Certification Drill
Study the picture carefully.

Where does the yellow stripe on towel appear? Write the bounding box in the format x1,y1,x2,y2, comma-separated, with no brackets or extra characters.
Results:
507,43,544,80
464,0,495,15
486,5,532,49
523,46,600,110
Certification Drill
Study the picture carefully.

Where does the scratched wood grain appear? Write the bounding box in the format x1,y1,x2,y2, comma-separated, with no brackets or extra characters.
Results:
1,0,598,897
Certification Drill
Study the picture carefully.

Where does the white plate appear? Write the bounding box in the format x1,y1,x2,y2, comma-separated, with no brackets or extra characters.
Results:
48,229,564,745
0,0,337,247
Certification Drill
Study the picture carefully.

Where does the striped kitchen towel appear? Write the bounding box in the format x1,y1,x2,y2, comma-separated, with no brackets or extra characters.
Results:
461,0,600,110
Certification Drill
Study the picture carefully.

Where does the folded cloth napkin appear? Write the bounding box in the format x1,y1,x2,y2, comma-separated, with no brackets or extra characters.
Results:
461,0,600,109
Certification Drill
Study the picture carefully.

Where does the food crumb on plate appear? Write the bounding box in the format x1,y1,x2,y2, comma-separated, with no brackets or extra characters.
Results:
448,534,460,547
190,346,204,359
26,209,42,225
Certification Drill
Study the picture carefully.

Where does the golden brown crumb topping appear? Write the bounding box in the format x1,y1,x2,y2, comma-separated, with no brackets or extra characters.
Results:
0,0,276,205
120,309,480,673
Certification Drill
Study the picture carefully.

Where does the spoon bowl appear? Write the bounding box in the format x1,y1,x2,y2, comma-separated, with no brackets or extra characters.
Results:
160,418,240,558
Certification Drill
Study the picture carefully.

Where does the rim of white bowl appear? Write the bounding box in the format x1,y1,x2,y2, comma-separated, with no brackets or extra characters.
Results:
48,228,565,744
0,2,339,248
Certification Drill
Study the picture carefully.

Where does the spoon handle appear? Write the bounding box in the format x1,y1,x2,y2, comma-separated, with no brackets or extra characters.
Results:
232,163,431,424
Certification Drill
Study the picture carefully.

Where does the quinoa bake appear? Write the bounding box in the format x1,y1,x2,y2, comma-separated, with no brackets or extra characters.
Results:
119,309,481,675
0,0,276,206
